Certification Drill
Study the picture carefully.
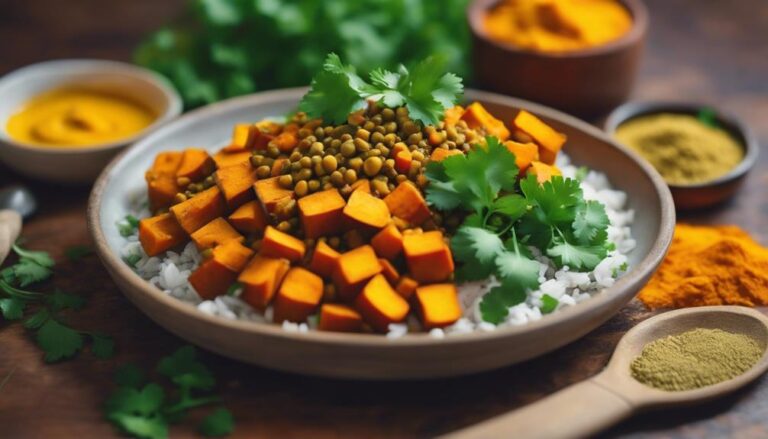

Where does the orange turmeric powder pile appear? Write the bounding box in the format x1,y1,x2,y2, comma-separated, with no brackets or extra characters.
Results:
484,0,633,52
638,224,768,309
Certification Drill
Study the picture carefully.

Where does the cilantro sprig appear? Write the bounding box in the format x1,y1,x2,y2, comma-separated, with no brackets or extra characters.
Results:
299,53,463,125
425,137,611,324
105,346,234,439
0,244,114,362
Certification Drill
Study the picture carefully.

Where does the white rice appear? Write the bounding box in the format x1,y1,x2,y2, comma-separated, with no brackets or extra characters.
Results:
120,153,634,338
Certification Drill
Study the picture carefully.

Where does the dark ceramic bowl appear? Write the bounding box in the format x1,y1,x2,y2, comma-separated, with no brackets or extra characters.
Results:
605,101,759,210
468,0,648,118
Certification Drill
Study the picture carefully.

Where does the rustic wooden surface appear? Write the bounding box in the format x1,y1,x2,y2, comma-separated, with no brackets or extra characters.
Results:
0,0,766,437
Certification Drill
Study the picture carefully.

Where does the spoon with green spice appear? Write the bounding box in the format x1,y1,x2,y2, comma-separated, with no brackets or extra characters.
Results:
443,306,768,439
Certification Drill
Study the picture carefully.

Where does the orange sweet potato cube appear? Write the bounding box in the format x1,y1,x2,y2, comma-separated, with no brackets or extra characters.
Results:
176,148,215,182
223,123,258,152
351,179,371,194
215,161,256,209
430,148,463,162
318,304,363,332
190,217,243,250
444,105,465,127
138,213,187,257
383,182,430,226
332,245,382,300
355,274,410,332
298,188,346,239
395,276,419,300
403,231,454,283
309,240,341,279
504,140,540,174
188,240,254,300
528,161,563,183
460,102,510,141
273,267,324,323
228,200,269,234
415,283,462,329
254,177,294,214
146,151,183,211
343,190,390,230
512,110,567,165
260,225,306,262
371,224,404,260
379,258,400,284
238,255,290,309
213,150,252,169
170,186,227,234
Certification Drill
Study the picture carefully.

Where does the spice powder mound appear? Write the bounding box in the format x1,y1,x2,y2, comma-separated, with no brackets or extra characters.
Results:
637,224,768,309
630,328,763,391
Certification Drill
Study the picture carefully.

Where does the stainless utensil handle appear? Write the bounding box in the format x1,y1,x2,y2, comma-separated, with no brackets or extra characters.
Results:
441,377,633,439
0,210,22,266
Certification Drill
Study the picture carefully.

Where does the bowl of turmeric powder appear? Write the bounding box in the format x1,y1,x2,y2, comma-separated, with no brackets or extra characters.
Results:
468,0,648,117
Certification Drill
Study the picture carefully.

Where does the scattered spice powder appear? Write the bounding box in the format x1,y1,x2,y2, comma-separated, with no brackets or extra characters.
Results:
637,224,768,309
615,113,743,185
631,328,762,391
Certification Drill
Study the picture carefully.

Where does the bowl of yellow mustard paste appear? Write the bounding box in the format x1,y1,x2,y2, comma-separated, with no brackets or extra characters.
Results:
606,101,758,210
0,60,182,183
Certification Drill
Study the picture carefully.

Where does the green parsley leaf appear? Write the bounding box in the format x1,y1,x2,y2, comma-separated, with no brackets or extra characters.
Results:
106,383,168,439
23,308,50,329
572,200,609,245
36,319,84,363
479,277,528,324
46,289,86,312
367,68,406,108
540,294,559,314
65,245,94,261
115,364,146,388
451,226,505,266
199,408,235,437
480,137,519,194
0,297,25,320
424,161,464,211
107,414,168,439
12,244,55,268
299,53,367,124
401,57,464,125
157,346,215,391
547,238,607,271
91,334,116,359
492,194,528,220
454,258,496,283
494,250,540,291
520,175,583,226
12,259,53,287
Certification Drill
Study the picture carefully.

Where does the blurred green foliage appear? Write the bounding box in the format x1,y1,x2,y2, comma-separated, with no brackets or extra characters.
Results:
135,0,472,109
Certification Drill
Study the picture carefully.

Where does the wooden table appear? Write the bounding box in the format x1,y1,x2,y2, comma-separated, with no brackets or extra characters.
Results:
1,0,766,437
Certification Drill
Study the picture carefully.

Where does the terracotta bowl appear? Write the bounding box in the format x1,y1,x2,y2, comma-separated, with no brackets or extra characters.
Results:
468,0,648,118
88,88,674,380
605,101,759,210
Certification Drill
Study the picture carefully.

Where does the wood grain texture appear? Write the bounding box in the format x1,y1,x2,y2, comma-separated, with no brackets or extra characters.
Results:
0,0,767,437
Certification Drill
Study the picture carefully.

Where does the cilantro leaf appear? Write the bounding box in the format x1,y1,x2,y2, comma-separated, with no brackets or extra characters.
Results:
367,68,406,108
492,194,528,220
106,383,168,439
540,294,559,314
107,414,168,439
424,161,464,211
157,346,215,391
494,250,540,291
92,334,116,359
36,319,84,362
118,215,140,237
572,200,609,244
451,226,505,265
479,277,528,324
454,258,496,283
520,175,583,226
125,254,142,268
481,137,519,194
401,57,463,125
12,259,53,287
0,297,25,320
299,53,367,124
46,289,86,312
24,308,50,329
199,408,234,437
115,364,146,388
547,238,607,271
65,245,93,261
12,244,55,268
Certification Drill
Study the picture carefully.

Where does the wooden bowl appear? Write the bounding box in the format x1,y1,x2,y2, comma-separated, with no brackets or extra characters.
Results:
605,101,759,210
88,88,675,380
468,0,648,118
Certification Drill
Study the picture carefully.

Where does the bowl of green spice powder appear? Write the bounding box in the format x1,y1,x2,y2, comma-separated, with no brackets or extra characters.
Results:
606,102,758,210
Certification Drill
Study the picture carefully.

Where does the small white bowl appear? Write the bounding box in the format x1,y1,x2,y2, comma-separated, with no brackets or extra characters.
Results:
0,59,182,183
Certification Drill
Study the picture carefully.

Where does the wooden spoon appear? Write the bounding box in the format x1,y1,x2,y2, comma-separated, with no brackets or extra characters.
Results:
442,306,768,439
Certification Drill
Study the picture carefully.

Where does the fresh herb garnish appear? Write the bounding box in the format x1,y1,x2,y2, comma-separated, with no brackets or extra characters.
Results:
118,215,140,237
540,294,559,314
65,245,94,261
299,53,463,125
0,245,114,362
425,137,611,323
697,108,718,128
105,346,233,439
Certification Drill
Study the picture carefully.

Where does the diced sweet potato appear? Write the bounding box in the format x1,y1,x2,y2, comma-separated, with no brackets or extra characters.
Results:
528,161,562,183
170,186,227,234
177,148,215,182
332,245,382,300
414,283,461,329
190,217,243,250
351,179,371,194
223,124,257,152
343,190,390,230
146,151,183,211
238,255,290,309
298,189,346,239
371,224,404,260
228,200,269,234
504,140,540,174
214,161,256,209
460,102,510,141
379,258,400,284
271,131,299,153
273,267,323,323
254,177,294,214
403,231,454,283
430,148,463,162
444,105,465,127
355,274,410,332
318,304,363,332
309,240,340,279
138,213,187,257
260,226,306,262
512,110,567,164
394,150,412,173
213,150,252,169
384,182,431,226
188,240,254,300
395,276,419,300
